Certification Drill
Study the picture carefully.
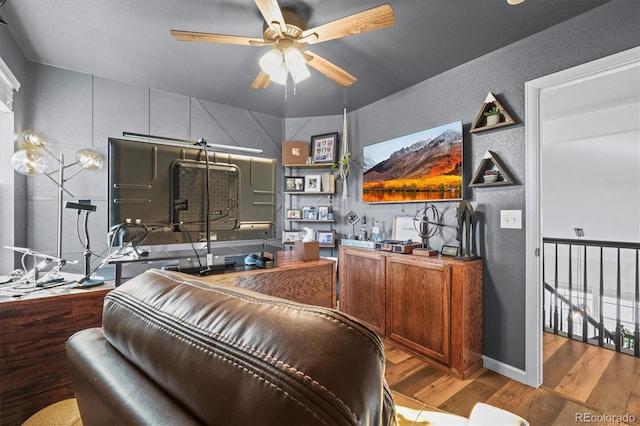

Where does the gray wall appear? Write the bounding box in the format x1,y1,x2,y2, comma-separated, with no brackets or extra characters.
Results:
0,23,28,270
304,0,639,370
2,0,638,373
9,63,283,273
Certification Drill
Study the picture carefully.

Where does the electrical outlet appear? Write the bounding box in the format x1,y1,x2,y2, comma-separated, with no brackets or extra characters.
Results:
500,210,522,229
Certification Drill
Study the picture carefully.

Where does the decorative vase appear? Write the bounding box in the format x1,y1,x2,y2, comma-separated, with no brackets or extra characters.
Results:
486,114,500,126
483,174,498,183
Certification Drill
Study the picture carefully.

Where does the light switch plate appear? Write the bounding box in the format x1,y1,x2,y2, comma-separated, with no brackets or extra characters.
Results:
500,210,522,229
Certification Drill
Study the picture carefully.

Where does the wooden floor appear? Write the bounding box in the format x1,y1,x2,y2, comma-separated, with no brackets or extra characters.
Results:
385,333,640,426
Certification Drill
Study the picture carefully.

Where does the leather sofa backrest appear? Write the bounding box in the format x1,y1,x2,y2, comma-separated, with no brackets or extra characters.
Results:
67,269,396,425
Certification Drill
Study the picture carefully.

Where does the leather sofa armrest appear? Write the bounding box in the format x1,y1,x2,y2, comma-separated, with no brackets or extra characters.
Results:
66,328,200,425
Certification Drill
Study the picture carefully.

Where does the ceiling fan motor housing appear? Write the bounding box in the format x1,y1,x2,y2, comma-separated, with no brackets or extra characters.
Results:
263,7,308,43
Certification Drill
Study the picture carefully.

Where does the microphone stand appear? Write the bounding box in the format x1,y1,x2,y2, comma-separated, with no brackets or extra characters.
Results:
69,201,104,288
195,138,213,275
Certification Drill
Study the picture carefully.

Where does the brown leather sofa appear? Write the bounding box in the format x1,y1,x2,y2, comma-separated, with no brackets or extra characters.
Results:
66,268,396,425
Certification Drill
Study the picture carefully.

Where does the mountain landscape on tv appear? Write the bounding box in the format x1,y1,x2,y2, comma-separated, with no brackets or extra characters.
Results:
363,124,463,203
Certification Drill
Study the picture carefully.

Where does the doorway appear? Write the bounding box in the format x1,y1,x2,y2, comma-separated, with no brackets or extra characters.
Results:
524,46,640,387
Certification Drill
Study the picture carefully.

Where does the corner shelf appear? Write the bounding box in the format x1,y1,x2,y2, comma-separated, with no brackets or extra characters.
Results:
469,92,517,133
469,150,516,187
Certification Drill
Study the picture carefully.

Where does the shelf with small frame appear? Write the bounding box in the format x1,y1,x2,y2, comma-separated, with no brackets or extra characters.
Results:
469,92,517,133
284,191,335,195
283,163,337,253
286,219,336,223
469,150,516,187
283,163,334,169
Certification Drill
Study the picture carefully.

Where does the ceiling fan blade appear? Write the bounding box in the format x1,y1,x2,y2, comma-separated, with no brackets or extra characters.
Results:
251,70,271,89
301,4,395,45
170,30,267,46
304,51,357,87
255,0,287,35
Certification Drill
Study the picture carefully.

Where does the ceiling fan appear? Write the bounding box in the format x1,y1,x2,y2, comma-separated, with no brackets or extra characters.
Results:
170,0,395,89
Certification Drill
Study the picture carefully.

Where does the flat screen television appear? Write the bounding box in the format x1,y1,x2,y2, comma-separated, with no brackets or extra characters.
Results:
108,137,277,246
362,120,463,203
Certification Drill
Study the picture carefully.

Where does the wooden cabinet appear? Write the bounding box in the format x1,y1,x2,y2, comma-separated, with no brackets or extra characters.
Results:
386,256,451,365
339,246,483,378
339,248,386,334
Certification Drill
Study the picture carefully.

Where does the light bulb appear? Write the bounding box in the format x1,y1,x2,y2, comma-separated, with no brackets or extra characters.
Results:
76,148,104,170
270,62,288,85
17,129,46,149
259,49,284,75
283,47,311,83
11,149,47,175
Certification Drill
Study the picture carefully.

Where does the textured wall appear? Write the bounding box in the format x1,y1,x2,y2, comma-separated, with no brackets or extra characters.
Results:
300,0,639,370
19,64,283,273
0,24,29,271
4,0,638,375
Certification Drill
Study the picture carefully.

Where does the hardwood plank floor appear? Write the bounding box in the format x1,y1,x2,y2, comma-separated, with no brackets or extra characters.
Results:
385,333,640,425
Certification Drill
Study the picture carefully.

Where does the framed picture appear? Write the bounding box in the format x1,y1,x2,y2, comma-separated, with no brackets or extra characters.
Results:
441,245,458,256
311,132,339,164
282,230,301,243
282,141,309,165
317,206,329,221
304,174,322,192
302,206,317,220
286,209,302,220
285,176,305,192
317,230,335,246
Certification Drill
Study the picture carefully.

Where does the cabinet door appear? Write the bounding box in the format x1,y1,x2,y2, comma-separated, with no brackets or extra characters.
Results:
339,248,386,334
386,256,451,365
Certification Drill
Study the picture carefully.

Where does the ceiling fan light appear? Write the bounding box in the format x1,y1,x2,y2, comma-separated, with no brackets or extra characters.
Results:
11,148,48,175
76,148,104,170
289,62,311,84
284,47,310,83
270,62,288,85
259,49,284,75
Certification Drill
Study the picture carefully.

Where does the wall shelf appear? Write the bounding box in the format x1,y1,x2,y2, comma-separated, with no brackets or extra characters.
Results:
283,163,334,168
469,92,517,133
283,164,336,253
469,150,516,187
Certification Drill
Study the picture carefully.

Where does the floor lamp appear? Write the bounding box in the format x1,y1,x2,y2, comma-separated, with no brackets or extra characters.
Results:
11,129,103,260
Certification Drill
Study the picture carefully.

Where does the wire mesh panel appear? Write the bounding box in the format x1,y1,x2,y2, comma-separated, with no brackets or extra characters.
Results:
172,160,239,232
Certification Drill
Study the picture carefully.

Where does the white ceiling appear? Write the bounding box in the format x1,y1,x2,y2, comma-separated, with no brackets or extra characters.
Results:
1,0,609,118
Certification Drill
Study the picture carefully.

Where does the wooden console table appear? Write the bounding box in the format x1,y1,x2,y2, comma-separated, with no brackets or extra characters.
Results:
0,281,114,425
195,251,337,308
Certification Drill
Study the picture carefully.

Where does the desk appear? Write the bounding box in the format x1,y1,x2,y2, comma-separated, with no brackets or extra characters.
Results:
0,281,114,425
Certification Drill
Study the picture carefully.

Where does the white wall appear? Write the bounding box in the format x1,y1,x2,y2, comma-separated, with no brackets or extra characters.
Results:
541,59,640,299
542,63,640,242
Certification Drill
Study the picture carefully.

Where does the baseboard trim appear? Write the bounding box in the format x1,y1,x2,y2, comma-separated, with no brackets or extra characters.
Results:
482,355,527,385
